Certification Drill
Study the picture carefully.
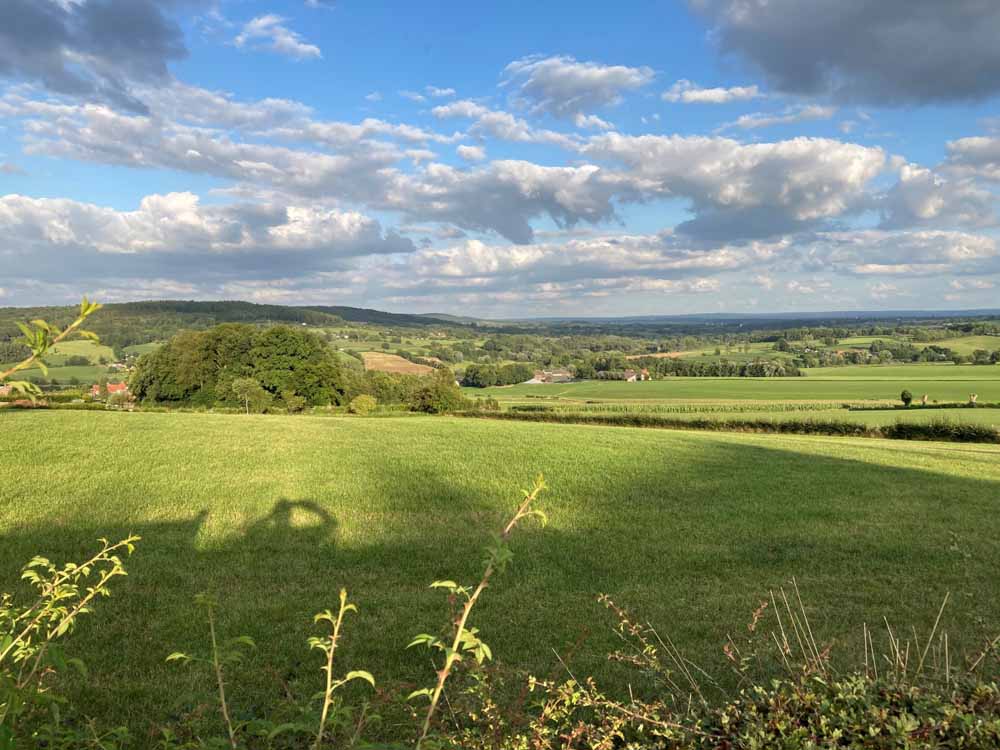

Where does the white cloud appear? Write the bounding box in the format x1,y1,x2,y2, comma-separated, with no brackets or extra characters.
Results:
399,90,427,103
880,163,997,229
803,230,999,276
502,55,654,119
456,144,486,162
945,136,1000,181
663,80,762,104
726,105,836,130
583,133,885,239
365,92,382,102
868,281,903,300
426,86,456,98
234,15,322,60
949,278,996,290
574,113,614,130
432,99,580,149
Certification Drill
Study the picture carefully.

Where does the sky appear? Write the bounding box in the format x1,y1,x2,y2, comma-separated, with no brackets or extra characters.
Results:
1,0,999,317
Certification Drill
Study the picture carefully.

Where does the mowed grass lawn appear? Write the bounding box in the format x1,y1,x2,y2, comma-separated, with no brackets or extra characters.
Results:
2,411,1000,733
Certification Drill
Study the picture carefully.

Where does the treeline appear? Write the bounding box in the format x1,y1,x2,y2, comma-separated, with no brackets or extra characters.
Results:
791,340,1000,368
630,357,801,378
461,363,535,387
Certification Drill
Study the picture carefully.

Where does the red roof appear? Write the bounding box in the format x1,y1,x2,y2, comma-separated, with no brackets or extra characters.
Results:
91,382,129,396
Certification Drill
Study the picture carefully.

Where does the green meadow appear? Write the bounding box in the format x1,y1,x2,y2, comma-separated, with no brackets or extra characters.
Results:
2,410,1000,733
466,371,1000,403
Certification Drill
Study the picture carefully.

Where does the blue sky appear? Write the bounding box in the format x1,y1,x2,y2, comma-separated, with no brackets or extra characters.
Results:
1,0,999,316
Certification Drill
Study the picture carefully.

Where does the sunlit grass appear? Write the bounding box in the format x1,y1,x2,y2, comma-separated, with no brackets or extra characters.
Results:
2,411,999,733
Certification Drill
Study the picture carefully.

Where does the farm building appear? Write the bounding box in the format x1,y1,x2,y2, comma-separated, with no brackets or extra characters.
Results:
91,382,129,398
525,369,574,384
623,368,651,382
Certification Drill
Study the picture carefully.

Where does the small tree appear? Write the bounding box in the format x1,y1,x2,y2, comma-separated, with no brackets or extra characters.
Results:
900,389,913,407
231,377,271,414
282,390,307,414
348,394,377,415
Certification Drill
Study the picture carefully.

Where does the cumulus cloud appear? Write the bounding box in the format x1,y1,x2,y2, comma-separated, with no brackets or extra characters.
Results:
502,55,654,119
801,230,999,276
426,86,456,98
944,136,1000,181
690,0,1000,104
0,192,413,286
0,0,187,113
456,144,486,162
949,279,995,291
382,161,628,244
0,162,26,176
880,163,997,229
663,80,762,104
234,15,322,60
583,133,886,240
432,99,580,149
725,105,835,130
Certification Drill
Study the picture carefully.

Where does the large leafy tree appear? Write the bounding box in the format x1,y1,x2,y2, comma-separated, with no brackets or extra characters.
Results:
131,324,346,407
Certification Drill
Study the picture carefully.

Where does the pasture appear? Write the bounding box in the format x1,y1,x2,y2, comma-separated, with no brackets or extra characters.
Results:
2,410,1000,734
466,371,1000,403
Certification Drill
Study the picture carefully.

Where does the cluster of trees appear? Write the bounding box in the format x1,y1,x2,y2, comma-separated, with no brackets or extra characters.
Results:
130,324,346,407
130,323,472,415
461,363,535,387
631,357,801,378
790,340,1000,368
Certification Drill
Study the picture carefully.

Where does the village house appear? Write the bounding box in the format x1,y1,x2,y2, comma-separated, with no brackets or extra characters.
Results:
525,369,574,384
623,368,651,383
91,382,129,399
0,384,13,397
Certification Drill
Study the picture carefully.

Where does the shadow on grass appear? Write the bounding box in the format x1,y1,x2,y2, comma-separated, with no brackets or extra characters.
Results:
2,431,1000,734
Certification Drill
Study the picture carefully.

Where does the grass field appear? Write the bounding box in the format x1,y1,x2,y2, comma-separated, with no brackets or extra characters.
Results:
913,335,1000,356
2,411,1000,734
361,351,435,374
467,374,1000,403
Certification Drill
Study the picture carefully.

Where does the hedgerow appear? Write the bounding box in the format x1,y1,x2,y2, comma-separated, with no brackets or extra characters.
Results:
462,410,1000,443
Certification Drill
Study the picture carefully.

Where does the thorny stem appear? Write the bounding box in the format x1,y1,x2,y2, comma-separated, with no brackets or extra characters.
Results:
315,592,349,750
207,606,238,750
415,476,546,750
0,538,136,666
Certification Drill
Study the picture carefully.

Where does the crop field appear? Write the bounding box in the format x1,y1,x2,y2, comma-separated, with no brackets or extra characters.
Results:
361,351,435,374
467,373,1000,403
2,410,1000,734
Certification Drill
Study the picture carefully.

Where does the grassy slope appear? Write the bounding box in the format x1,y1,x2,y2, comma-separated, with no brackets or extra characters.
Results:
2,411,1000,732
468,374,1000,402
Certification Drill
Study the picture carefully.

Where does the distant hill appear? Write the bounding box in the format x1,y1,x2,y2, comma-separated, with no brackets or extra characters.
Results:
0,300,464,351
302,305,457,327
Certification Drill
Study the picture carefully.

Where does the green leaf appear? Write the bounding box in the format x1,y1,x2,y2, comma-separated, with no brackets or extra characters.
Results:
407,634,438,649
165,652,191,662
345,670,375,687
407,688,433,702
430,580,458,590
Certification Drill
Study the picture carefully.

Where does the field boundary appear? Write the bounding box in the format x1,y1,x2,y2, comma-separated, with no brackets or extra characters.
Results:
458,410,1000,444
